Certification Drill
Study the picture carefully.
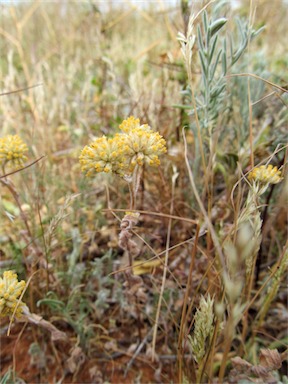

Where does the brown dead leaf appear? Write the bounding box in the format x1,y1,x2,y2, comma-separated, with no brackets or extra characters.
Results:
146,345,160,363
259,349,282,370
231,356,252,372
66,346,85,373
89,366,103,384
251,364,271,378
127,342,138,354
230,349,282,384
21,306,67,341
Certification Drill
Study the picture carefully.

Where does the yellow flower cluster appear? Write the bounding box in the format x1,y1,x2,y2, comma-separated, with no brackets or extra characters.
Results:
248,165,283,185
79,116,167,178
119,116,141,132
0,271,26,318
79,136,127,176
0,135,28,168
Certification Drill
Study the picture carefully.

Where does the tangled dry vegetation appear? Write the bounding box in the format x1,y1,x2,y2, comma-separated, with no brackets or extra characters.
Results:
0,1,287,383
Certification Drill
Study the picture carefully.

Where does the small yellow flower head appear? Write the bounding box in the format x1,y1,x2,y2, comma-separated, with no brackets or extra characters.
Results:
119,116,141,133
248,165,283,185
125,211,140,218
120,117,167,170
119,116,152,134
79,136,126,177
0,270,26,318
0,135,28,168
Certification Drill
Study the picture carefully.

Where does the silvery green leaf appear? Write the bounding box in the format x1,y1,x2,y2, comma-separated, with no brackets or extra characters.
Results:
197,25,205,53
199,49,208,77
211,83,226,98
222,50,227,75
222,40,227,75
209,17,227,37
210,49,222,81
251,25,265,39
203,11,208,34
209,35,218,64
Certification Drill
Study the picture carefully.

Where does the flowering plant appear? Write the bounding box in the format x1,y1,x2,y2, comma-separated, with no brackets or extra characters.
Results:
0,271,26,318
0,135,28,169
79,116,167,179
248,164,282,186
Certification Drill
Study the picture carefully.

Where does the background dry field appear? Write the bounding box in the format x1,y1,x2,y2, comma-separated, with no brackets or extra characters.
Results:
0,1,287,383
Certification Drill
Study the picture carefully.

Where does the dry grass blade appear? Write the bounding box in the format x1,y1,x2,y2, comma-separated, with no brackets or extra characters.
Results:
0,156,45,179
182,127,227,274
151,169,178,361
0,83,43,97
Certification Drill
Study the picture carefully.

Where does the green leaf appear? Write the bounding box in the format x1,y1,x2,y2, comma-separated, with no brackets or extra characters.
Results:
210,49,222,82
1,198,20,216
209,35,218,64
197,25,205,53
172,104,194,110
203,11,208,34
209,17,227,37
199,49,208,78
222,40,227,75
251,25,265,40
37,298,66,310
211,83,226,98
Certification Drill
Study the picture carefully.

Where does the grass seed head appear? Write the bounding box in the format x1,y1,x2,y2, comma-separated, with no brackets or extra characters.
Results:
189,294,215,363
